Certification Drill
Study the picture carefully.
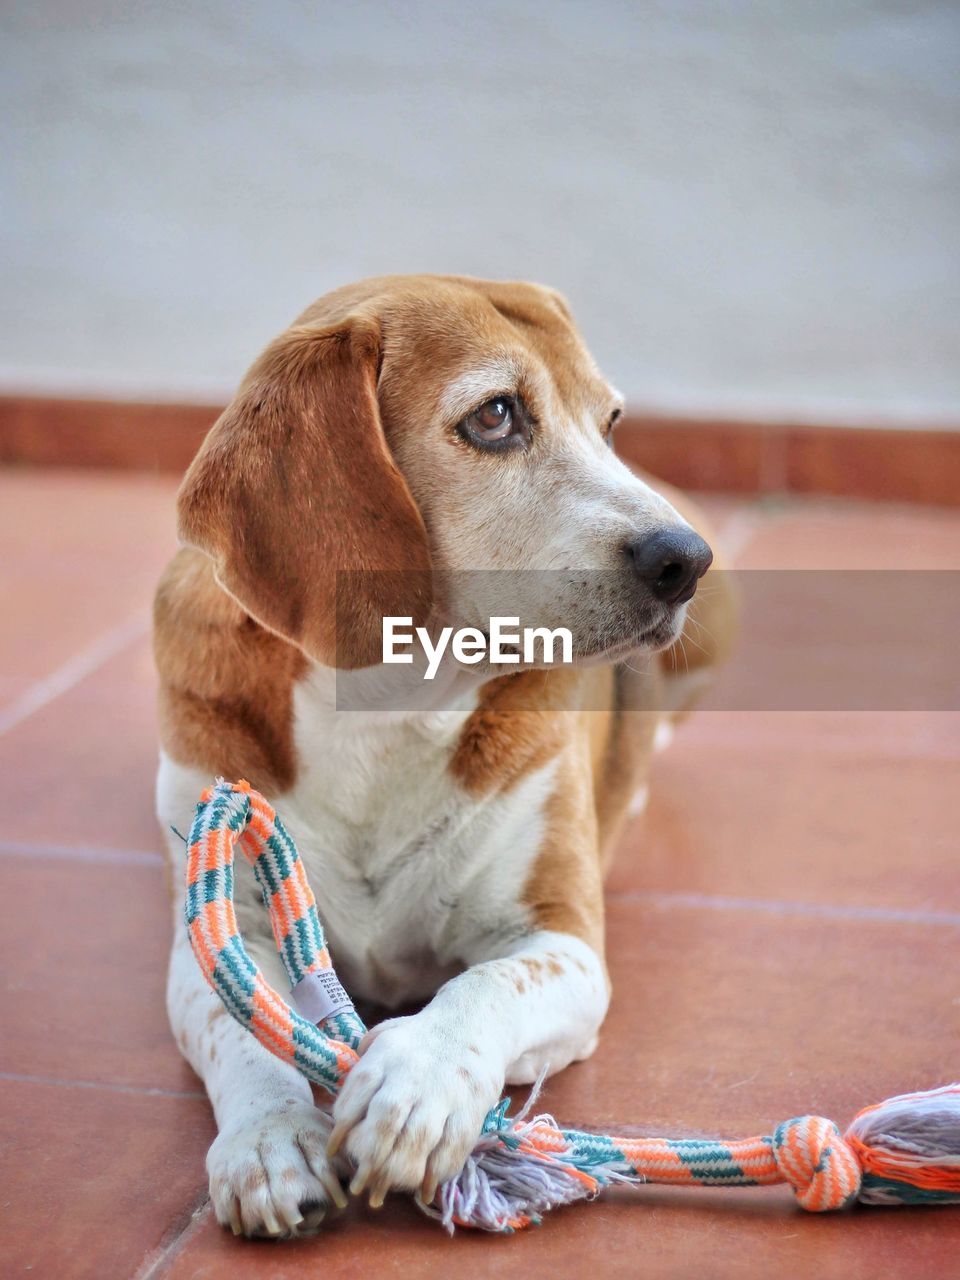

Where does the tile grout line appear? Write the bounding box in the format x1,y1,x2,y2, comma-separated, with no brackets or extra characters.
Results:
0,839,163,866
717,504,772,564
0,610,150,738
608,889,960,928
0,1070,206,1100
134,1196,213,1280
3,836,956,928
663,722,960,762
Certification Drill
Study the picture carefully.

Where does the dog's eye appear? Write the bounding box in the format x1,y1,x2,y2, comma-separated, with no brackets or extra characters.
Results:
470,398,514,439
604,407,622,446
457,397,527,451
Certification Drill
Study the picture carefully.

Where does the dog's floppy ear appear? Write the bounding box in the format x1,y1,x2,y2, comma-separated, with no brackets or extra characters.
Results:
177,317,431,668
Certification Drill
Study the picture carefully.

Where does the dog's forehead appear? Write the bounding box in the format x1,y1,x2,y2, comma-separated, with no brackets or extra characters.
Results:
376,277,613,421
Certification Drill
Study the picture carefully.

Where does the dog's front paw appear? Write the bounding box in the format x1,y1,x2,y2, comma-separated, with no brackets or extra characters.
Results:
207,1103,347,1237
328,1014,501,1206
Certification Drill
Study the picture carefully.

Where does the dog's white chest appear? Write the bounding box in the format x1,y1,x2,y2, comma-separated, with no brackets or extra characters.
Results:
275,680,555,1006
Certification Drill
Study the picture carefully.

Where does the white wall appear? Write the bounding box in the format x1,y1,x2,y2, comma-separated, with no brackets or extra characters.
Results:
2,1,958,423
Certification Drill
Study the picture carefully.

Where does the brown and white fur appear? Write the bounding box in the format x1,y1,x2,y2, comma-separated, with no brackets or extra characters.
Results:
154,274,736,1236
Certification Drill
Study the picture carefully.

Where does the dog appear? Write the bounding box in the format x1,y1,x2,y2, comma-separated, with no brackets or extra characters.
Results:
154,274,736,1236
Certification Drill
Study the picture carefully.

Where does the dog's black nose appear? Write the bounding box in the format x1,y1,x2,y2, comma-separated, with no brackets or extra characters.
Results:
625,528,713,605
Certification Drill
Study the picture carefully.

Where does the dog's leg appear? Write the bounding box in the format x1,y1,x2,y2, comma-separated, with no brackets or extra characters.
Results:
160,764,344,1237
166,923,346,1236
329,928,608,1205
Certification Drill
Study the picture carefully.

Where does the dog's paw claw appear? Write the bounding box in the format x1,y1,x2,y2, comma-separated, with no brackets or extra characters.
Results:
331,1015,500,1202
207,1104,344,1238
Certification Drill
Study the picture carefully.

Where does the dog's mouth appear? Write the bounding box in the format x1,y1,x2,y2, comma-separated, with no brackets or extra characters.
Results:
632,617,682,651
472,620,676,667
577,610,686,664
442,598,685,676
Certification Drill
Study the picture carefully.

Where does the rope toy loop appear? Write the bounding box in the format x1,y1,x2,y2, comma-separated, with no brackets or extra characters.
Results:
185,780,960,1233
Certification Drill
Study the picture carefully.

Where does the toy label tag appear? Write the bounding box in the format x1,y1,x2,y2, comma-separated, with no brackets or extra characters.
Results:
291,969,355,1023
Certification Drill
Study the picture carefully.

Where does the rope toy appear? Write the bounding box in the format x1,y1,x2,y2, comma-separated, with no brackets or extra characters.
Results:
184,779,960,1232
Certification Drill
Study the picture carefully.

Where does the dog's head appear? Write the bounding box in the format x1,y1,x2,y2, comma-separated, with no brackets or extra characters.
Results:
178,274,711,671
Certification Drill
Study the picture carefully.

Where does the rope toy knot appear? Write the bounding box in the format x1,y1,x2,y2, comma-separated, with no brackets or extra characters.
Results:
772,1116,862,1210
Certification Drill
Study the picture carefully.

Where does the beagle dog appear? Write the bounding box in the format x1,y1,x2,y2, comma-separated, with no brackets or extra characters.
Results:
154,274,736,1237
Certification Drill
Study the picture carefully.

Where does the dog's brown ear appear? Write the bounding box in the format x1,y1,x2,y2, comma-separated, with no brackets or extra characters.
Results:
177,317,431,668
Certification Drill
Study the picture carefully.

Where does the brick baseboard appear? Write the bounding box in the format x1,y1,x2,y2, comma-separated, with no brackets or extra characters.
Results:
1,395,957,506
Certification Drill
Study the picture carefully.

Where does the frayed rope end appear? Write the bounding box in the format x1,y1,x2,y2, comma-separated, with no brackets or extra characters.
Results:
420,1077,640,1234
846,1083,960,1206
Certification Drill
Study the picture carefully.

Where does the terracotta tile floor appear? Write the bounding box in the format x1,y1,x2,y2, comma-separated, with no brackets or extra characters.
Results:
1,468,958,1279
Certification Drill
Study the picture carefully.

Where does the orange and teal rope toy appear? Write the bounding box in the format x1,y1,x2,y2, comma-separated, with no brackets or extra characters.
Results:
184,779,960,1232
